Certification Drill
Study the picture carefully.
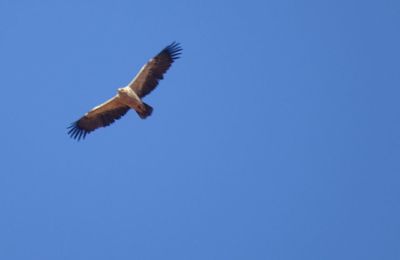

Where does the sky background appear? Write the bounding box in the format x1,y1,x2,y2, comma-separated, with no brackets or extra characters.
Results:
0,0,399,259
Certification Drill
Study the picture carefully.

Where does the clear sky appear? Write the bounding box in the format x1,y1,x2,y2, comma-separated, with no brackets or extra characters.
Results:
0,0,399,259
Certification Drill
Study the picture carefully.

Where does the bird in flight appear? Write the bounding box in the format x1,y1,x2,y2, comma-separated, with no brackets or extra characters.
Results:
67,42,182,140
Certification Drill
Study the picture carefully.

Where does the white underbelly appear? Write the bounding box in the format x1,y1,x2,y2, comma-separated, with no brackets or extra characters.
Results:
117,87,142,109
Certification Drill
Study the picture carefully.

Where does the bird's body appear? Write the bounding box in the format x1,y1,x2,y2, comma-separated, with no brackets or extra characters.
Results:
117,87,151,118
67,42,182,140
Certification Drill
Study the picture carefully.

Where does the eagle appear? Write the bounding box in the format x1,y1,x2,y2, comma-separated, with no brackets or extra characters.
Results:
67,42,182,140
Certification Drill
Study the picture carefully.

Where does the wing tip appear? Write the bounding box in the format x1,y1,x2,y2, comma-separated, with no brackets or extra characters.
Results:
164,41,183,60
67,121,89,141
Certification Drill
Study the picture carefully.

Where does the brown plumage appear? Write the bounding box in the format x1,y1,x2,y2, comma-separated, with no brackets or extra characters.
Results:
67,42,182,140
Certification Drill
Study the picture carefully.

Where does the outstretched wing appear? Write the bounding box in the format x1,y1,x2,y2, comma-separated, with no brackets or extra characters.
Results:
67,96,130,140
128,42,182,98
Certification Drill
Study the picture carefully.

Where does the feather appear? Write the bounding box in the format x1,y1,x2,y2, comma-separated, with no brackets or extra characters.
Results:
128,42,182,97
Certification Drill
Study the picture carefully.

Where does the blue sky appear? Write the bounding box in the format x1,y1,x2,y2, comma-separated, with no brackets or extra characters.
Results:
0,0,399,259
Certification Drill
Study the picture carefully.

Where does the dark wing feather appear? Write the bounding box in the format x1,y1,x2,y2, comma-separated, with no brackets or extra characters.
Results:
67,97,130,141
128,42,182,98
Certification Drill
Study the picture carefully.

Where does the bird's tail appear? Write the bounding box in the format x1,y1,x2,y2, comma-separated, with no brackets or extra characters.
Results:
137,102,153,119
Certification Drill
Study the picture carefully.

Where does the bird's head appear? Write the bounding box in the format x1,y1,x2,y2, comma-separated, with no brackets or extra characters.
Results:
117,88,127,95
